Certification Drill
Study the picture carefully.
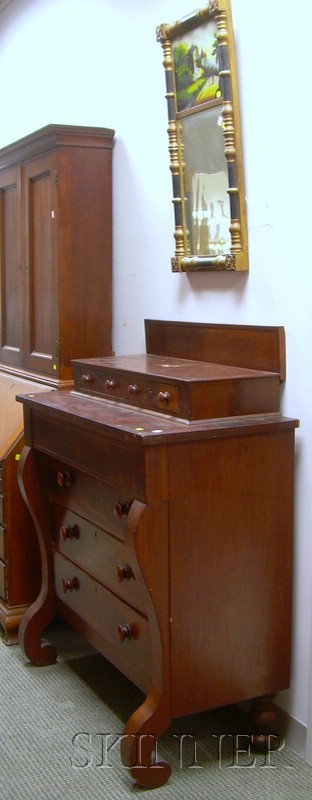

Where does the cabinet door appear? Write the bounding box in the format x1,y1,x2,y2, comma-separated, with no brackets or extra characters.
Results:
0,167,23,367
22,155,59,376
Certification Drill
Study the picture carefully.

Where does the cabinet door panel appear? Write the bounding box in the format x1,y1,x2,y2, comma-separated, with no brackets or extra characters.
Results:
0,168,22,366
23,155,58,375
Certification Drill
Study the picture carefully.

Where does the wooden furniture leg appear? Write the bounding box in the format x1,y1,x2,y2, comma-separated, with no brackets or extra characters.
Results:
121,690,171,788
119,501,171,787
250,694,279,751
17,447,57,665
0,604,29,645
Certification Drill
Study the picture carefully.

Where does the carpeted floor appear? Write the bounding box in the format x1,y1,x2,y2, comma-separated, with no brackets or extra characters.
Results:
1,620,311,799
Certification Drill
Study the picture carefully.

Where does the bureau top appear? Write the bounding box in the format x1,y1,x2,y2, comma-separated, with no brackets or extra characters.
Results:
16,321,297,436
16,388,299,448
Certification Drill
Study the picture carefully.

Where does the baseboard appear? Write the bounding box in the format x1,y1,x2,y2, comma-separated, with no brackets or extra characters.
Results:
275,705,307,759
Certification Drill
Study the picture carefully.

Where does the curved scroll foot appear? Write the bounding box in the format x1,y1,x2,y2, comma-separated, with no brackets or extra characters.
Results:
250,694,280,752
120,690,171,788
17,447,57,666
19,600,57,666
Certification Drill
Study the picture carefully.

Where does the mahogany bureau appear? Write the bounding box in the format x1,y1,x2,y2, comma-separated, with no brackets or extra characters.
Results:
16,321,299,789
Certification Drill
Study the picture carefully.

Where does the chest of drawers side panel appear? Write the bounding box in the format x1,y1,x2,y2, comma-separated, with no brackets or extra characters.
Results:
168,425,296,718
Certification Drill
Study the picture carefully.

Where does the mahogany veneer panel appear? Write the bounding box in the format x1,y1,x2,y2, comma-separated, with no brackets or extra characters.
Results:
145,320,286,381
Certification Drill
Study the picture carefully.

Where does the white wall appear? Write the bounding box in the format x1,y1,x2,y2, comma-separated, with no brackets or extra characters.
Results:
1,0,312,745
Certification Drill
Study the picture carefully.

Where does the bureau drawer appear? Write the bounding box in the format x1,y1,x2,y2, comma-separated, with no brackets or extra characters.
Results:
76,365,181,416
31,415,146,497
0,560,7,601
48,459,133,540
0,467,3,494
54,553,152,693
0,525,7,562
51,502,147,612
0,494,4,526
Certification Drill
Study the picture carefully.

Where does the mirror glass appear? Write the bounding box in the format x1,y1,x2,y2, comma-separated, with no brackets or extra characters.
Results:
157,1,249,272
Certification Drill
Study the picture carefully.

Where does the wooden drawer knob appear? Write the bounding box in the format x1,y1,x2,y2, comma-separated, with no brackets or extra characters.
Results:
127,383,139,396
157,391,170,404
61,576,79,593
105,379,118,390
115,564,134,582
59,524,80,542
81,374,95,384
114,500,130,518
57,470,71,487
116,624,133,642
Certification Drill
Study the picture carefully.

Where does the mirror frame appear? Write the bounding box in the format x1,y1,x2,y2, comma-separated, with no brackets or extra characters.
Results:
156,0,248,273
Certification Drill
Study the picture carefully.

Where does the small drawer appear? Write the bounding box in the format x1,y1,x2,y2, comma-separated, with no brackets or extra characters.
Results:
133,380,180,415
51,502,147,612
0,525,7,562
0,561,7,601
75,364,181,416
77,368,124,401
48,459,134,540
0,467,4,494
54,553,152,693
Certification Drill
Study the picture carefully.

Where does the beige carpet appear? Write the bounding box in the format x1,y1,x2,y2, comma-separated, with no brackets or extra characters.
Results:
1,620,311,799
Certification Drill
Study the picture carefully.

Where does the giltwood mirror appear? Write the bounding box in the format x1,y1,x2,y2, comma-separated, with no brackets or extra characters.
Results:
157,0,248,273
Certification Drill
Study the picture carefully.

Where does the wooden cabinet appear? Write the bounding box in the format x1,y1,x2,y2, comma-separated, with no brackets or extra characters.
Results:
0,125,114,641
16,322,299,788
0,124,114,385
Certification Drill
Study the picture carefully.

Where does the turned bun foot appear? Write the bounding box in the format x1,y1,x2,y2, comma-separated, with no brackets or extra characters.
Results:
250,694,280,751
252,733,281,752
